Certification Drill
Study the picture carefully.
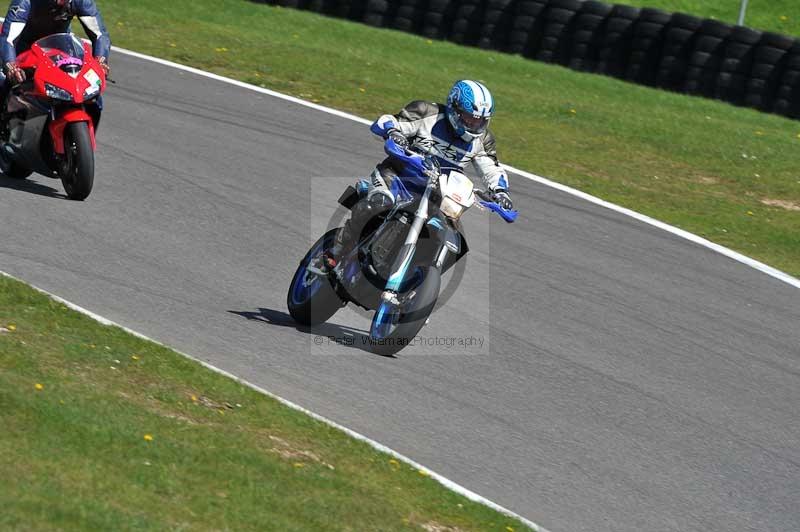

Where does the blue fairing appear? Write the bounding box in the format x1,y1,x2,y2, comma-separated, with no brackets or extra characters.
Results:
384,138,425,174
479,201,518,223
371,119,395,137
384,138,429,194
390,175,415,203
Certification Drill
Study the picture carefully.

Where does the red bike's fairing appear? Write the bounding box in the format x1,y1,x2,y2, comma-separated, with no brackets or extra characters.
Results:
5,33,105,176
16,34,106,106
48,106,96,153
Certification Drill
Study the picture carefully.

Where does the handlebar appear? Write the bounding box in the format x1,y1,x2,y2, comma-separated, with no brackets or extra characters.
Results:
384,137,429,174
475,189,518,223
385,138,519,223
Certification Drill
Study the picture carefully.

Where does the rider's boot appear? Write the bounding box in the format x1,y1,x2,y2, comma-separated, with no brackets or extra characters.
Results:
323,201,368,271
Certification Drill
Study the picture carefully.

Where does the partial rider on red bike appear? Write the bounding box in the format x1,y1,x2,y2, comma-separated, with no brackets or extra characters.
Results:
1,0,110,94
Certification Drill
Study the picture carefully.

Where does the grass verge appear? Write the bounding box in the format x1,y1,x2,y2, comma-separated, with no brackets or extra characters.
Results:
0,274,533,531
99,0,800,277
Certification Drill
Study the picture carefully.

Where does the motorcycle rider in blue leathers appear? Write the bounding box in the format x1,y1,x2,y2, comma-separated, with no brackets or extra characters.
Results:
0,0,111,90
325,80,513,268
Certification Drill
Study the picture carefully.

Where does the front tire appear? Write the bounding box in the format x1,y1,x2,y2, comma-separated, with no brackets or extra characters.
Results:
287,229,345,326
369,267,440,356
60,122,94,201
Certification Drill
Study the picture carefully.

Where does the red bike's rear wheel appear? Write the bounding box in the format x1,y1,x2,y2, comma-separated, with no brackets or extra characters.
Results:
0,149,33,179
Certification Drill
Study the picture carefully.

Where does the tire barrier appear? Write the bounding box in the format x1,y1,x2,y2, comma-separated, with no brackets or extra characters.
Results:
654,12,702,92
744,32,794,111
506,1,548,55
713,25,760,105
683,20,732,98
594,5,638,77
568,1,613,72
774,42,800,117
535,0,581,65
625,8,671,85
251,0,800,119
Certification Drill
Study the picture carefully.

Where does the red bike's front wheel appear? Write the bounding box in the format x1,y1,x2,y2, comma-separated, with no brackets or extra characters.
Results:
60,122,94,201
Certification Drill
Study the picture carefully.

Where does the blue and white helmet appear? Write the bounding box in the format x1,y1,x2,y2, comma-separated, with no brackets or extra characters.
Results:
446,80,494,142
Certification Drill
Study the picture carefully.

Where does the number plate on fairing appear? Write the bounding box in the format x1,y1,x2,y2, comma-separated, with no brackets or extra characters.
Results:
440,171,475,208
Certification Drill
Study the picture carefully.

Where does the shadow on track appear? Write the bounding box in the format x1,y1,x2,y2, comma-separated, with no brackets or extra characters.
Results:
0,176,65,199
228,307,395,357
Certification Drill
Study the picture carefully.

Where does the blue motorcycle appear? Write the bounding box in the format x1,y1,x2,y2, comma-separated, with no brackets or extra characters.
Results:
288,138,517,355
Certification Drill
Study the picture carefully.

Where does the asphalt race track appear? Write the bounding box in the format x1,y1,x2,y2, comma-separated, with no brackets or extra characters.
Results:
1,52,799,532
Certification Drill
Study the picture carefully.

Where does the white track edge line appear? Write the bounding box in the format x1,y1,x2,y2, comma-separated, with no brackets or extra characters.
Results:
111,46,800,291
0,271,548,532
502,165,800,290
113,47,374,126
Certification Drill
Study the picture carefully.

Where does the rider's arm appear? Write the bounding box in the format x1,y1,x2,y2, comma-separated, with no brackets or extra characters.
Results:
1,0,31,65
73,0,111,60
472,130,510,192
370,100,440,140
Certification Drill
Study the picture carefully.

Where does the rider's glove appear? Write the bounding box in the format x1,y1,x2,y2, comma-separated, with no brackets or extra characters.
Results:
492,190,513,210
95,57,110,77
386,128,409,149
4,61,25,85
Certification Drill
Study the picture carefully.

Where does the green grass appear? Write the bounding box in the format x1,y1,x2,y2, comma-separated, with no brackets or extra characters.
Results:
4,4,795,527
0,274,533,531
621,0,799,36
98,0,800,277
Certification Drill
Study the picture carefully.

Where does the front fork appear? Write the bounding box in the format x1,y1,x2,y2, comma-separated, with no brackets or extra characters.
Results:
48,106,96,155
382,182,433,298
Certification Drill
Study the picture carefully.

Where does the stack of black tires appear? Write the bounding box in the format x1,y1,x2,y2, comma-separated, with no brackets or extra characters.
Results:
568,1,613,72
744,32,794,111
774,43,800,117
449,0,486,45
251,0,800,119
715,26,761,104
506,1,548,55
533,0,580,64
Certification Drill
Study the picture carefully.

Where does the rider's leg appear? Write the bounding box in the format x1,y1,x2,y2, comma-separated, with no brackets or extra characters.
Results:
0,72,11,146
0,71,8,114
328,161,399,265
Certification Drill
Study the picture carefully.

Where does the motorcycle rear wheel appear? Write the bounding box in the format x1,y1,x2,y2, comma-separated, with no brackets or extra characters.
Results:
287,228,345,326
0,147,32,179
60,122,94,201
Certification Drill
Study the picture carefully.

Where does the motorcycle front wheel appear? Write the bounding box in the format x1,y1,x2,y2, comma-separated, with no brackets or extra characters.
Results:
287,228,345,326
369,266,440,356
60,122,94,201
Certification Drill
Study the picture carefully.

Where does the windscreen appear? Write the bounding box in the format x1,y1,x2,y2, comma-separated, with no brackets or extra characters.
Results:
35,33,86,75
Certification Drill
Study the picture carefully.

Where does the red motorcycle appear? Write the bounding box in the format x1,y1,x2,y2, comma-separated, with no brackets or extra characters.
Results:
0,33,107,200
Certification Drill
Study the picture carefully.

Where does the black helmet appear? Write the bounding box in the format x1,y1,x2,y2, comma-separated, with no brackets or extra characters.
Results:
48,0,71,19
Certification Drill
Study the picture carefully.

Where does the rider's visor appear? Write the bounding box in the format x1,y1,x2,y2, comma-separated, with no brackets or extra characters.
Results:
457,109,490,134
